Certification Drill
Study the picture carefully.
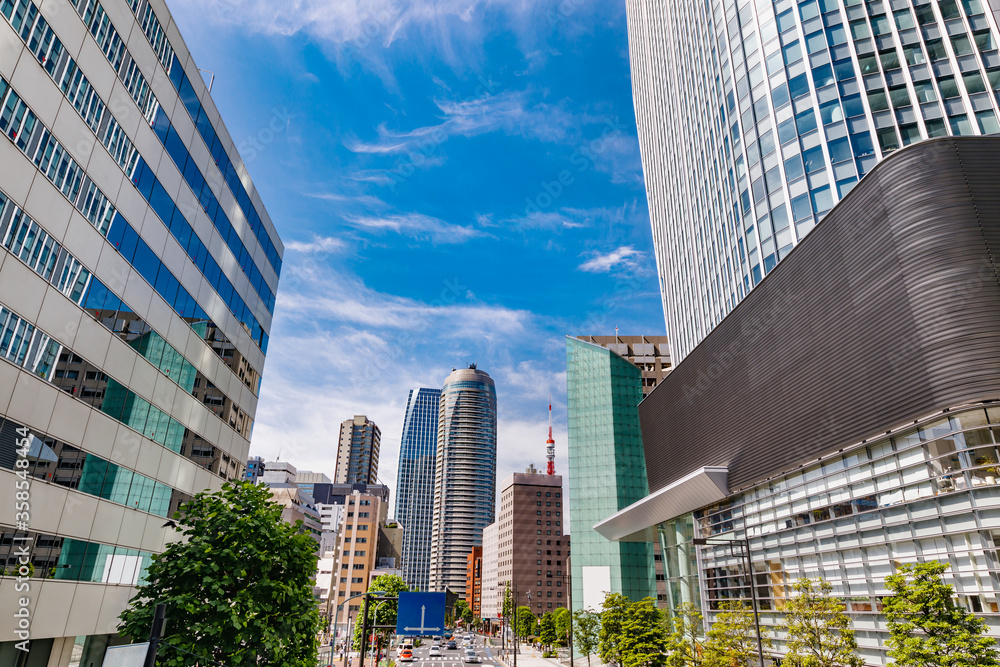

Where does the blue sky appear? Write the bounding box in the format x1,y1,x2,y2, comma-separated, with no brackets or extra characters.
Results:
168,0,665,517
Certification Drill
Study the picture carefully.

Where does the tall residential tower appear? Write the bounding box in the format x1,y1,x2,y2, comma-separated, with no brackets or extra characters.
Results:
626,0,1000,359
0,0,282,660
335,415,381,485
429,365,497,595
395,387,441,593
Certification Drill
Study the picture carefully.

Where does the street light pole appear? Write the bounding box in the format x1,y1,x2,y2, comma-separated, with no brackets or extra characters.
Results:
693,537,765,667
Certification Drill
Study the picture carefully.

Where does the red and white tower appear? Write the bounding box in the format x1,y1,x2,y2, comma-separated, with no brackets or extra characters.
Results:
546,399,556,475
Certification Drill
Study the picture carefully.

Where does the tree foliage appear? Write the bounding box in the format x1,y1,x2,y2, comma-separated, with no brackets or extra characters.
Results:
665,603,704,667
599,593,632,667
883,561,999,667
118,481,320,667
455,600,475,626
517,606,539,637
780,578,862,667
540,612,559,647
353,574,409,650
702,601,770,667
620,598,668,667
553,607,572,646
574,609,601,667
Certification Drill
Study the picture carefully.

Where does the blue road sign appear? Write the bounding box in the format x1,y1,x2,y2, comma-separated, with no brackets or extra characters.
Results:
395,592,447,636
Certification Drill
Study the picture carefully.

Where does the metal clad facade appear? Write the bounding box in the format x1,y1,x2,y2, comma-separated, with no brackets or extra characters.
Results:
639,137,1000,494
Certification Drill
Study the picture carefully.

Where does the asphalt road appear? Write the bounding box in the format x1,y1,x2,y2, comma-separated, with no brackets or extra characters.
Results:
397,633,502,667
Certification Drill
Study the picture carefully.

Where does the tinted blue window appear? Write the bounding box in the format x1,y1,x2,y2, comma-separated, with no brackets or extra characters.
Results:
777,9,796,32
803,145,825,173
133,161,155,198
789,73,811,99
842,94,865,117
132,239,160,285
850,131,875,157
784,154,805,181
154,266,179,307
791,193,812,221
828,137,852,163
777,117,797,144
795,108,818,134
812,64,834,88
772,83,791,109
115,218,139,262
164,127,188,169
152,109,170,143
834,59,855,81
149,181,175,226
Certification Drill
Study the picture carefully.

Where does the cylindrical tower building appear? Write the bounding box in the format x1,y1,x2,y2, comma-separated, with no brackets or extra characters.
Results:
428,365,498,594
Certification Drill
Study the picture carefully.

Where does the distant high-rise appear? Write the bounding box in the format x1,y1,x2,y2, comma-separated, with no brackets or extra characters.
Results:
395,388,442,593
429,365,497,595
566,337,657,611
335,415,381,484
496,470,570,614
626,0,1000,360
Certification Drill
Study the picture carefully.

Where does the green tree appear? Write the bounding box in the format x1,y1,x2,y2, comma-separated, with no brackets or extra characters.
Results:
883,561,999,667
574,610,601,667
780,577,862,667
702,601,771,667
540,612,558,647
455,600,474,627
353,574,409,651
119,481,319,667
664,602,703,667
503,584,514,619
553,607,572,647
599,592,631,666
620,597,668,667
518,606,539,637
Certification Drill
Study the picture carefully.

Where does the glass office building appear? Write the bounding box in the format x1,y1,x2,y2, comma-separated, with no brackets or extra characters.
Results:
396,387,441,593
626,0,1000,360
0,0,282,662
429,366,497,595
565,337,656,611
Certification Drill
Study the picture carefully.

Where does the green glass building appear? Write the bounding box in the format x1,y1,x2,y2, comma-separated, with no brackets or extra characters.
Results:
566,337,657,610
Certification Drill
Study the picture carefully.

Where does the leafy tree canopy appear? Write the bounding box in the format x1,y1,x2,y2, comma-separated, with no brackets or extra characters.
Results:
119,481,320,667
665,602,703,667
780,578,862,667
702,601,771,667
620,598,667,667
353,574,409,650
884,561,999,667
599,592,632,667
574,609,601,667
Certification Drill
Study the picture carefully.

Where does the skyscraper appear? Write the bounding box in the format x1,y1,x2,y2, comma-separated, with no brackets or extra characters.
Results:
566,338,657,611
0,0,281,659
395,387,441,593
626,0,1000,360
335,415,381,484
429,365,497,595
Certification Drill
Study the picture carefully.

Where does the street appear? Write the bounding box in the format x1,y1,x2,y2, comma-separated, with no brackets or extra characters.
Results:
397,633,502,667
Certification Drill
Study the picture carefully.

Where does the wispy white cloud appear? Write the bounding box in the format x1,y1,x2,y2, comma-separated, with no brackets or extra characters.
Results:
578,245,645,273
343,90,578,156
305,192,388,208
283,235,346,253
347,212,484,244
502,206,624,231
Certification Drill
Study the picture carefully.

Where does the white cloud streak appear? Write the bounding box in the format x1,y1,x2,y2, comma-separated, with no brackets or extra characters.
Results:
578,245,644,273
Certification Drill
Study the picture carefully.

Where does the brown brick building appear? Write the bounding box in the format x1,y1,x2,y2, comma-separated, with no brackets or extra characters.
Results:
496,469,570,613
465,546,483,619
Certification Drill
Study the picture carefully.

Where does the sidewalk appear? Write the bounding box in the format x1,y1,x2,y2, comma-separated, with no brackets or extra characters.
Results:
491,645,564,667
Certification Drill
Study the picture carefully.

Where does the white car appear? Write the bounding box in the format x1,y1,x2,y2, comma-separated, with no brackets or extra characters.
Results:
464,650,481,663
429,645,442,657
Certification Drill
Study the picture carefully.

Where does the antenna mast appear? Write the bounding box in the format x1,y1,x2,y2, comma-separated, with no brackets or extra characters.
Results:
546,398,556,475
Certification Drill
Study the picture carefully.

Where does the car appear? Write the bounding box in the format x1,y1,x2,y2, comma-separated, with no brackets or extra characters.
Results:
399,650,414,663
432,636,442,642
429,645,442,657
446,641,458,650
464,650,481,663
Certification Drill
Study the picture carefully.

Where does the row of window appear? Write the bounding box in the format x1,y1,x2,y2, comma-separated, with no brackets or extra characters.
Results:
0,299,233,474
0,527,152,584
0,189,256,436
21,0,276,344
0,418,189,518
70,0,282,288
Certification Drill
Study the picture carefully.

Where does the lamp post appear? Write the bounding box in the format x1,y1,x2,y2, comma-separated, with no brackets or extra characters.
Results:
693,537,764,667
